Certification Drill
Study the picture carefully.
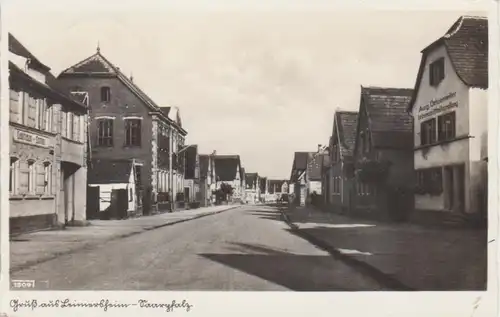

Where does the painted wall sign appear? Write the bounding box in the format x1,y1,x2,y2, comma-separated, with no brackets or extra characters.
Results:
13,129,52,148
418,92,458,120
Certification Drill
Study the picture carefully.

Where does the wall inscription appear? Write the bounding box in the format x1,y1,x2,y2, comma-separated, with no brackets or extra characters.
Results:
418,92,458,120
13,129,52,148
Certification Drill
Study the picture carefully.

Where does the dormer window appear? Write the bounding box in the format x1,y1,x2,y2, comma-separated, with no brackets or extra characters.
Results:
429,58,445,86
100,86,111,102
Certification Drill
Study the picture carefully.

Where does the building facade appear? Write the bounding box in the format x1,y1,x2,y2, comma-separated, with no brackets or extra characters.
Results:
184,144,200,203
199,154,216,207
289,152,309,206
56,48,187,215
9,34,88,234
409,16,488,224
327,110,358,214
352,86,415,221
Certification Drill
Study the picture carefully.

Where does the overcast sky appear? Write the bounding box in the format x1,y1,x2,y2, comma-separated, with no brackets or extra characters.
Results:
5,2,486,179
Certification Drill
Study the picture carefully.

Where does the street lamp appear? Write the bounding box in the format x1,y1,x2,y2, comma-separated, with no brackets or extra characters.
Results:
169,143,196,212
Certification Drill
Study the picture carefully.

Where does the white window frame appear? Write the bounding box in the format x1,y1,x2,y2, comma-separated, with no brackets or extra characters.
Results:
44,162,52,195
27,159,35,194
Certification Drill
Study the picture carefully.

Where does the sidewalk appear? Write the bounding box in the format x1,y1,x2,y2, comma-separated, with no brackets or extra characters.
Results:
10,205,239,272
281,206,487,291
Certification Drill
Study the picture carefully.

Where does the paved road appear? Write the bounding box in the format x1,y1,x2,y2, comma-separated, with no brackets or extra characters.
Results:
12,205,387,291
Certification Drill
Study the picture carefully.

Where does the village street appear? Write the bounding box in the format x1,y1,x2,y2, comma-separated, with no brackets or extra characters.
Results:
11,206,387,291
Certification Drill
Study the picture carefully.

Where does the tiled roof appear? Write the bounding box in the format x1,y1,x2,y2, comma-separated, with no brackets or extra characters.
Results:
214,155,241,182
292,152,309,170
184,145,198,180
9,33,50,72
245,173,258,188
306,152,323,181
58,50,187,135
361,86,414,150
335,111,358,158
88,159,134,184
409,16,488,111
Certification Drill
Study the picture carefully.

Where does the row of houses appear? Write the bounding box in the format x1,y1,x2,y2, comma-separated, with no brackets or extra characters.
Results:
8,34,249,235
289,15,489,226
243,173,288,204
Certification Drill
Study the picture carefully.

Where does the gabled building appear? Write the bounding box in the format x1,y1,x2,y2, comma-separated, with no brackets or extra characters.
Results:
305,149,327,207
9,34,89,234
267,179,289,202
244,172,260,204
289,151,309,206
214,155,243,202
199,153,216,207
408,16,488,225
56,47,187,215
326,110,358,214
353,86,414,221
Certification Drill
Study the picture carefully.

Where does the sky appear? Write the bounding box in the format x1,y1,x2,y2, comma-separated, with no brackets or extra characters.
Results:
4,2,487,179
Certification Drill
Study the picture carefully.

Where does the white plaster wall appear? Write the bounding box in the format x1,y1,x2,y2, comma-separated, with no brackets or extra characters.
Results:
72,167,87,222
89,183,127,212
412,44,471,212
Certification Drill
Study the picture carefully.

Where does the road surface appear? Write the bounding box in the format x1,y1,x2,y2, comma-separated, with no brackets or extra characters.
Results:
12,205,387,291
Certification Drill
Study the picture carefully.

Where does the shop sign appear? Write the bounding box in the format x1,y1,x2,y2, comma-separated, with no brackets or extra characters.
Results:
13,129,52,148
418,92,458,120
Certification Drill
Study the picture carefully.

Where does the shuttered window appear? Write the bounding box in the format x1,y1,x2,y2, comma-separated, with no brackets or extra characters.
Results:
10,90,20,123
35,163,46,194
27,96,37,128
18,161,31,194
72,114,80,141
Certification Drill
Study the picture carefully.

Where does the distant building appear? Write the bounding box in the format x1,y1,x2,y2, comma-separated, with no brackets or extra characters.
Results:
326,110,358,214
56,47,187,215
289,152,309,206
259,176,268,203
244,173,260,204
199,154,216,206
214,155,244,202
267,179,288,202
9,34,89,234
409,15,488,225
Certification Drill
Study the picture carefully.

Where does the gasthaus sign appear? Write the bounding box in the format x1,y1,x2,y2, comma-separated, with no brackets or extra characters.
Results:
13,129,52,148
417,92,458,121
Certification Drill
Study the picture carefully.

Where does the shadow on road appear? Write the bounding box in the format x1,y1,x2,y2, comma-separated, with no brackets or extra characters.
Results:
199,242,385,291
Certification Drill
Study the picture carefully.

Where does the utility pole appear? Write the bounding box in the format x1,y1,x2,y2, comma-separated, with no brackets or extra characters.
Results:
170,141,195,212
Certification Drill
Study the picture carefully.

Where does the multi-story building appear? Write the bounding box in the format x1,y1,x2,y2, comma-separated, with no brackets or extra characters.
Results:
408,16,488,225
9,34,89,234
56,48,187,215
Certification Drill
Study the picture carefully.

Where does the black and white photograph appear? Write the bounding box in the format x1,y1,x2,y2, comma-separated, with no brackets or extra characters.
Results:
2,0,497,314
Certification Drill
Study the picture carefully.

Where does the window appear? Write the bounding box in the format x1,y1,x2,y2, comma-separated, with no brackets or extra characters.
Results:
38,99,47,131
97,119,114,147
438,112,456,142
72,114,80,141
415,167,443,195
125,119,141,147
429,58,445,86
420,118,436,146
101,86,111,102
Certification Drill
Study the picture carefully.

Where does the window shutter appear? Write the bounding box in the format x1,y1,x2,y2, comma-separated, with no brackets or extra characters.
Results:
36,164,45,194
40,100,47,131
27,96,37,127
18,161,29,194
73,114,79,141
61,111,67,137
9,90,20,123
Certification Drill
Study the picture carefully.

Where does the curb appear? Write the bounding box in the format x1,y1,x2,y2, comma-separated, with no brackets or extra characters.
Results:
277,208,414,291
10,206,239,274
